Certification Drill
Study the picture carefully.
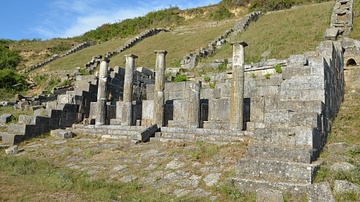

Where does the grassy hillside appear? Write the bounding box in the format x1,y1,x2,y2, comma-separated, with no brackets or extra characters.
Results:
207,1,334,63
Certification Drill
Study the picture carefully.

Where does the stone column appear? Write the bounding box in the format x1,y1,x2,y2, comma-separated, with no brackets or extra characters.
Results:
95,60,108,126
230,41,248,131
188,82,201,128
122,54,138,126
153,50,167,127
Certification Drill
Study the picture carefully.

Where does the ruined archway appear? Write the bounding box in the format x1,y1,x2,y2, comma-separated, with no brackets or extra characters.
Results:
346,58,357,66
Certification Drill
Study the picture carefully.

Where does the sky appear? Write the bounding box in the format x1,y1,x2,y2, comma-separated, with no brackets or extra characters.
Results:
1,0,220,41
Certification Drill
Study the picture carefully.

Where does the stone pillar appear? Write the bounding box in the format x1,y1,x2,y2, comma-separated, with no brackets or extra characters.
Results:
95,60,108,126
188,82,201,128
230,41,248,131
122,54,138,126
153,50,167,127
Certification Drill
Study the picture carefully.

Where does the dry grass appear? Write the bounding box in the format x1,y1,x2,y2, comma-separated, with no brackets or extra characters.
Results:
350,0,360,40
109,21,236,69
206,2,334,63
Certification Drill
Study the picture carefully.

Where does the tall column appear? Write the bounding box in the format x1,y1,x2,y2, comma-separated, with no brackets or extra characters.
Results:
153,50,167,127
95,60,109,126
122,54,138,126
230,41,248,131
188,82,201,128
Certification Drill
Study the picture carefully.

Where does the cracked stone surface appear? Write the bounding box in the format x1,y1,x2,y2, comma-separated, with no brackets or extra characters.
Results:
16,134,248,200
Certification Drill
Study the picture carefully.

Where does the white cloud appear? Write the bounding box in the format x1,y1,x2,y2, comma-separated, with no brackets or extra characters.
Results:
34,0,220,39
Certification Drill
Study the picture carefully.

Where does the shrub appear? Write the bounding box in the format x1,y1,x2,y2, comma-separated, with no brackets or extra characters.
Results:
0,68,27,92
274,64,282,73
265,73,272,79
204,75,211,82
217,59,229,71
173,74,188,82
210,6,234,20
0,46,21,70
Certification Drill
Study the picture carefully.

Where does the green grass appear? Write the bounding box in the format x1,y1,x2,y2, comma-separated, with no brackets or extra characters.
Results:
350,0,360,40
37,37,129,72
206,2,333,63
0,154,191,201
109,21,235,69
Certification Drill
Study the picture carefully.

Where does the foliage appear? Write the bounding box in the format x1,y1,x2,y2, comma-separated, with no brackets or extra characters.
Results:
217,59,229,71
48,43,72,54
33,74,48,85
204,75,211,82
0,46,21,70
209,82,217,88
274,64,282,73
82,7,184,42
173,74,188,82
264,73,272,79
210,6,234,20
0,68,27,92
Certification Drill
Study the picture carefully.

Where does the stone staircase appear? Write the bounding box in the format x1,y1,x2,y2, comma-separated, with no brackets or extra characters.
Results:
0,78,97,145
232,103,324,193
71,124,158,142
152,127,252,144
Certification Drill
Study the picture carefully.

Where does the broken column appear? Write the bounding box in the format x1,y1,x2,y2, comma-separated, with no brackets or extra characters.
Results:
95,60,108,126
122,54,138,126
188,82,201,128
230,41,248,131
153,50,167,127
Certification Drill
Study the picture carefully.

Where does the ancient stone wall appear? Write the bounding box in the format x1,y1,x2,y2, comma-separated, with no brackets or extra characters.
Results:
20,42,92,74
180,11,262,69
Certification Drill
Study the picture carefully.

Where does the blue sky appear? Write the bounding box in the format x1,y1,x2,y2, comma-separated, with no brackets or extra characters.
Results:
1,0,220,41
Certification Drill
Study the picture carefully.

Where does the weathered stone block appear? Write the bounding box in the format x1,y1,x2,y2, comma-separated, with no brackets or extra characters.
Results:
5,145,18,155
256,188,283,202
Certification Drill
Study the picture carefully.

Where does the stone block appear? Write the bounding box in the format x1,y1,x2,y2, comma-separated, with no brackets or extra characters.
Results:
200,88,213,99
173,100,187,121
324,28,339,41
307,182,335,202
333,180,360,194
208,98,230,122
5,145,18,155
246,145,313,163
235,158,317,183
50,129,75,139
256,188,283,202
0,114,12,124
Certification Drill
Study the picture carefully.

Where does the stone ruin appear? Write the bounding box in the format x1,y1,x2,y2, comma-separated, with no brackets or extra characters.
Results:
325,0,353,40
0,0,357,197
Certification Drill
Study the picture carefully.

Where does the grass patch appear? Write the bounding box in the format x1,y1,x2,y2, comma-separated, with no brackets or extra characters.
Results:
207,2,333,63
109,21,235,69
0,154,179,201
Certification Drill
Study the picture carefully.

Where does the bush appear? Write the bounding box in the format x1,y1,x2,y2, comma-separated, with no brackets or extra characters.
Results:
274,64,282,73
204,75,211,82
173,74,188,82
210,6,234,20
0,68,27,92
0,46,21,70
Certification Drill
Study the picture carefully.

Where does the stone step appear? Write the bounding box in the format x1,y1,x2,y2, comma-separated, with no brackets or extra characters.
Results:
156,132,246,142
246,144,314,164
0,132,23,145
72,124,145,131
231,177,309,194
264,110,320,129
160,127,252,136
271,100,323,114
253,127,319,147
235,158,320,184
72,124,158,142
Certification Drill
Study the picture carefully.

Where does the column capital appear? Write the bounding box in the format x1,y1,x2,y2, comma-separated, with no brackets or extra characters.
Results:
231,41,248,47
154,50,168,55
124,54,138,59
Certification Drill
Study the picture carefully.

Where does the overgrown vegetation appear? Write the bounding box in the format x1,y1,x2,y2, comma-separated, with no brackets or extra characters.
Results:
0,42,21,70
82,7,184,42
0,68,27,92
173,74,188,82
